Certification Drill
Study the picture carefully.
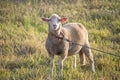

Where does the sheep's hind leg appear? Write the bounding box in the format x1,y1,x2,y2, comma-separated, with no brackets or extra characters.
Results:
82,44,95,73
74,55,77,70
79,50,86,66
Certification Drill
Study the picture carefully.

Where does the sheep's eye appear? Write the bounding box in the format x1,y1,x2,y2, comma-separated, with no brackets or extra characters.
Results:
58,19,61,22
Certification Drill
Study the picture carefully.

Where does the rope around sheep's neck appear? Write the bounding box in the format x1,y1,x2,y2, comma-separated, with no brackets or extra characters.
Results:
50,31,64,40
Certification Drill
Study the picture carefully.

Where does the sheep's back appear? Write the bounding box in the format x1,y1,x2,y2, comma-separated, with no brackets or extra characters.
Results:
63,23,88,43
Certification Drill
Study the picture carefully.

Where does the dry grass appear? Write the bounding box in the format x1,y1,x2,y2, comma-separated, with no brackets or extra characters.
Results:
0,0,120,80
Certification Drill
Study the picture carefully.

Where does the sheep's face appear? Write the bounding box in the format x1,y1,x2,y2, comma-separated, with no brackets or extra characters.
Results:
42,14,67,32
48,16,61,31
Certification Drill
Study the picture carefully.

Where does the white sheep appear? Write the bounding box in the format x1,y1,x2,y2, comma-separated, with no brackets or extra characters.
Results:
42,14,95,78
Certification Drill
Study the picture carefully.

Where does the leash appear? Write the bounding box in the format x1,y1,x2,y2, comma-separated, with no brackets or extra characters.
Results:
63,38,120,57
51,32,120,58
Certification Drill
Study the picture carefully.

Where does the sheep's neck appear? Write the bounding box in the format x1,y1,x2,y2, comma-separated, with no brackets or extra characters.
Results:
49,31,64,40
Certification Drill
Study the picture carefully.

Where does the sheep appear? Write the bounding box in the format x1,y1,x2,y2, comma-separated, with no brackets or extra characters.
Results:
42,14,95,78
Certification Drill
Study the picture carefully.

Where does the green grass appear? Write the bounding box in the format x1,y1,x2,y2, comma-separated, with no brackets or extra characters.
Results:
0,0,120,80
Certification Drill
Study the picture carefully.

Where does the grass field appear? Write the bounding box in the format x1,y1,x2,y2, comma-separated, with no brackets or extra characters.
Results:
0,0,120,80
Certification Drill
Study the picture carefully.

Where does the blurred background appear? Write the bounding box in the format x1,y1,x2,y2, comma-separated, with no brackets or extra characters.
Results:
0,0,120,80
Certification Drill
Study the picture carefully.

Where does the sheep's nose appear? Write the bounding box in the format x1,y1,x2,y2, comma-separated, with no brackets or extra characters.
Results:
53,24,57,27
53,24,58,29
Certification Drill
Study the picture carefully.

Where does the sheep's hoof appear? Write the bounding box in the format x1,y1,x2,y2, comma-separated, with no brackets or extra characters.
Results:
80,63,86,66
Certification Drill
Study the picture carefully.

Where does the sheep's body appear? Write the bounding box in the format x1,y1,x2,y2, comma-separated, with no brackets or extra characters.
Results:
46,23,88,56
42,14,95,78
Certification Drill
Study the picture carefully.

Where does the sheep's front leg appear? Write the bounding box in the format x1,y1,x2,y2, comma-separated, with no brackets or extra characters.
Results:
59,54,66,77
49,55,54,78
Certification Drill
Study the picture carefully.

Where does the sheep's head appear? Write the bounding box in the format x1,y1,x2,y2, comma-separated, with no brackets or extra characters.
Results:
42,14,67,34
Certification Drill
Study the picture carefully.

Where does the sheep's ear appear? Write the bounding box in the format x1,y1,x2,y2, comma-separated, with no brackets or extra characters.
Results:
41,18,49,22
59,18,67,23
